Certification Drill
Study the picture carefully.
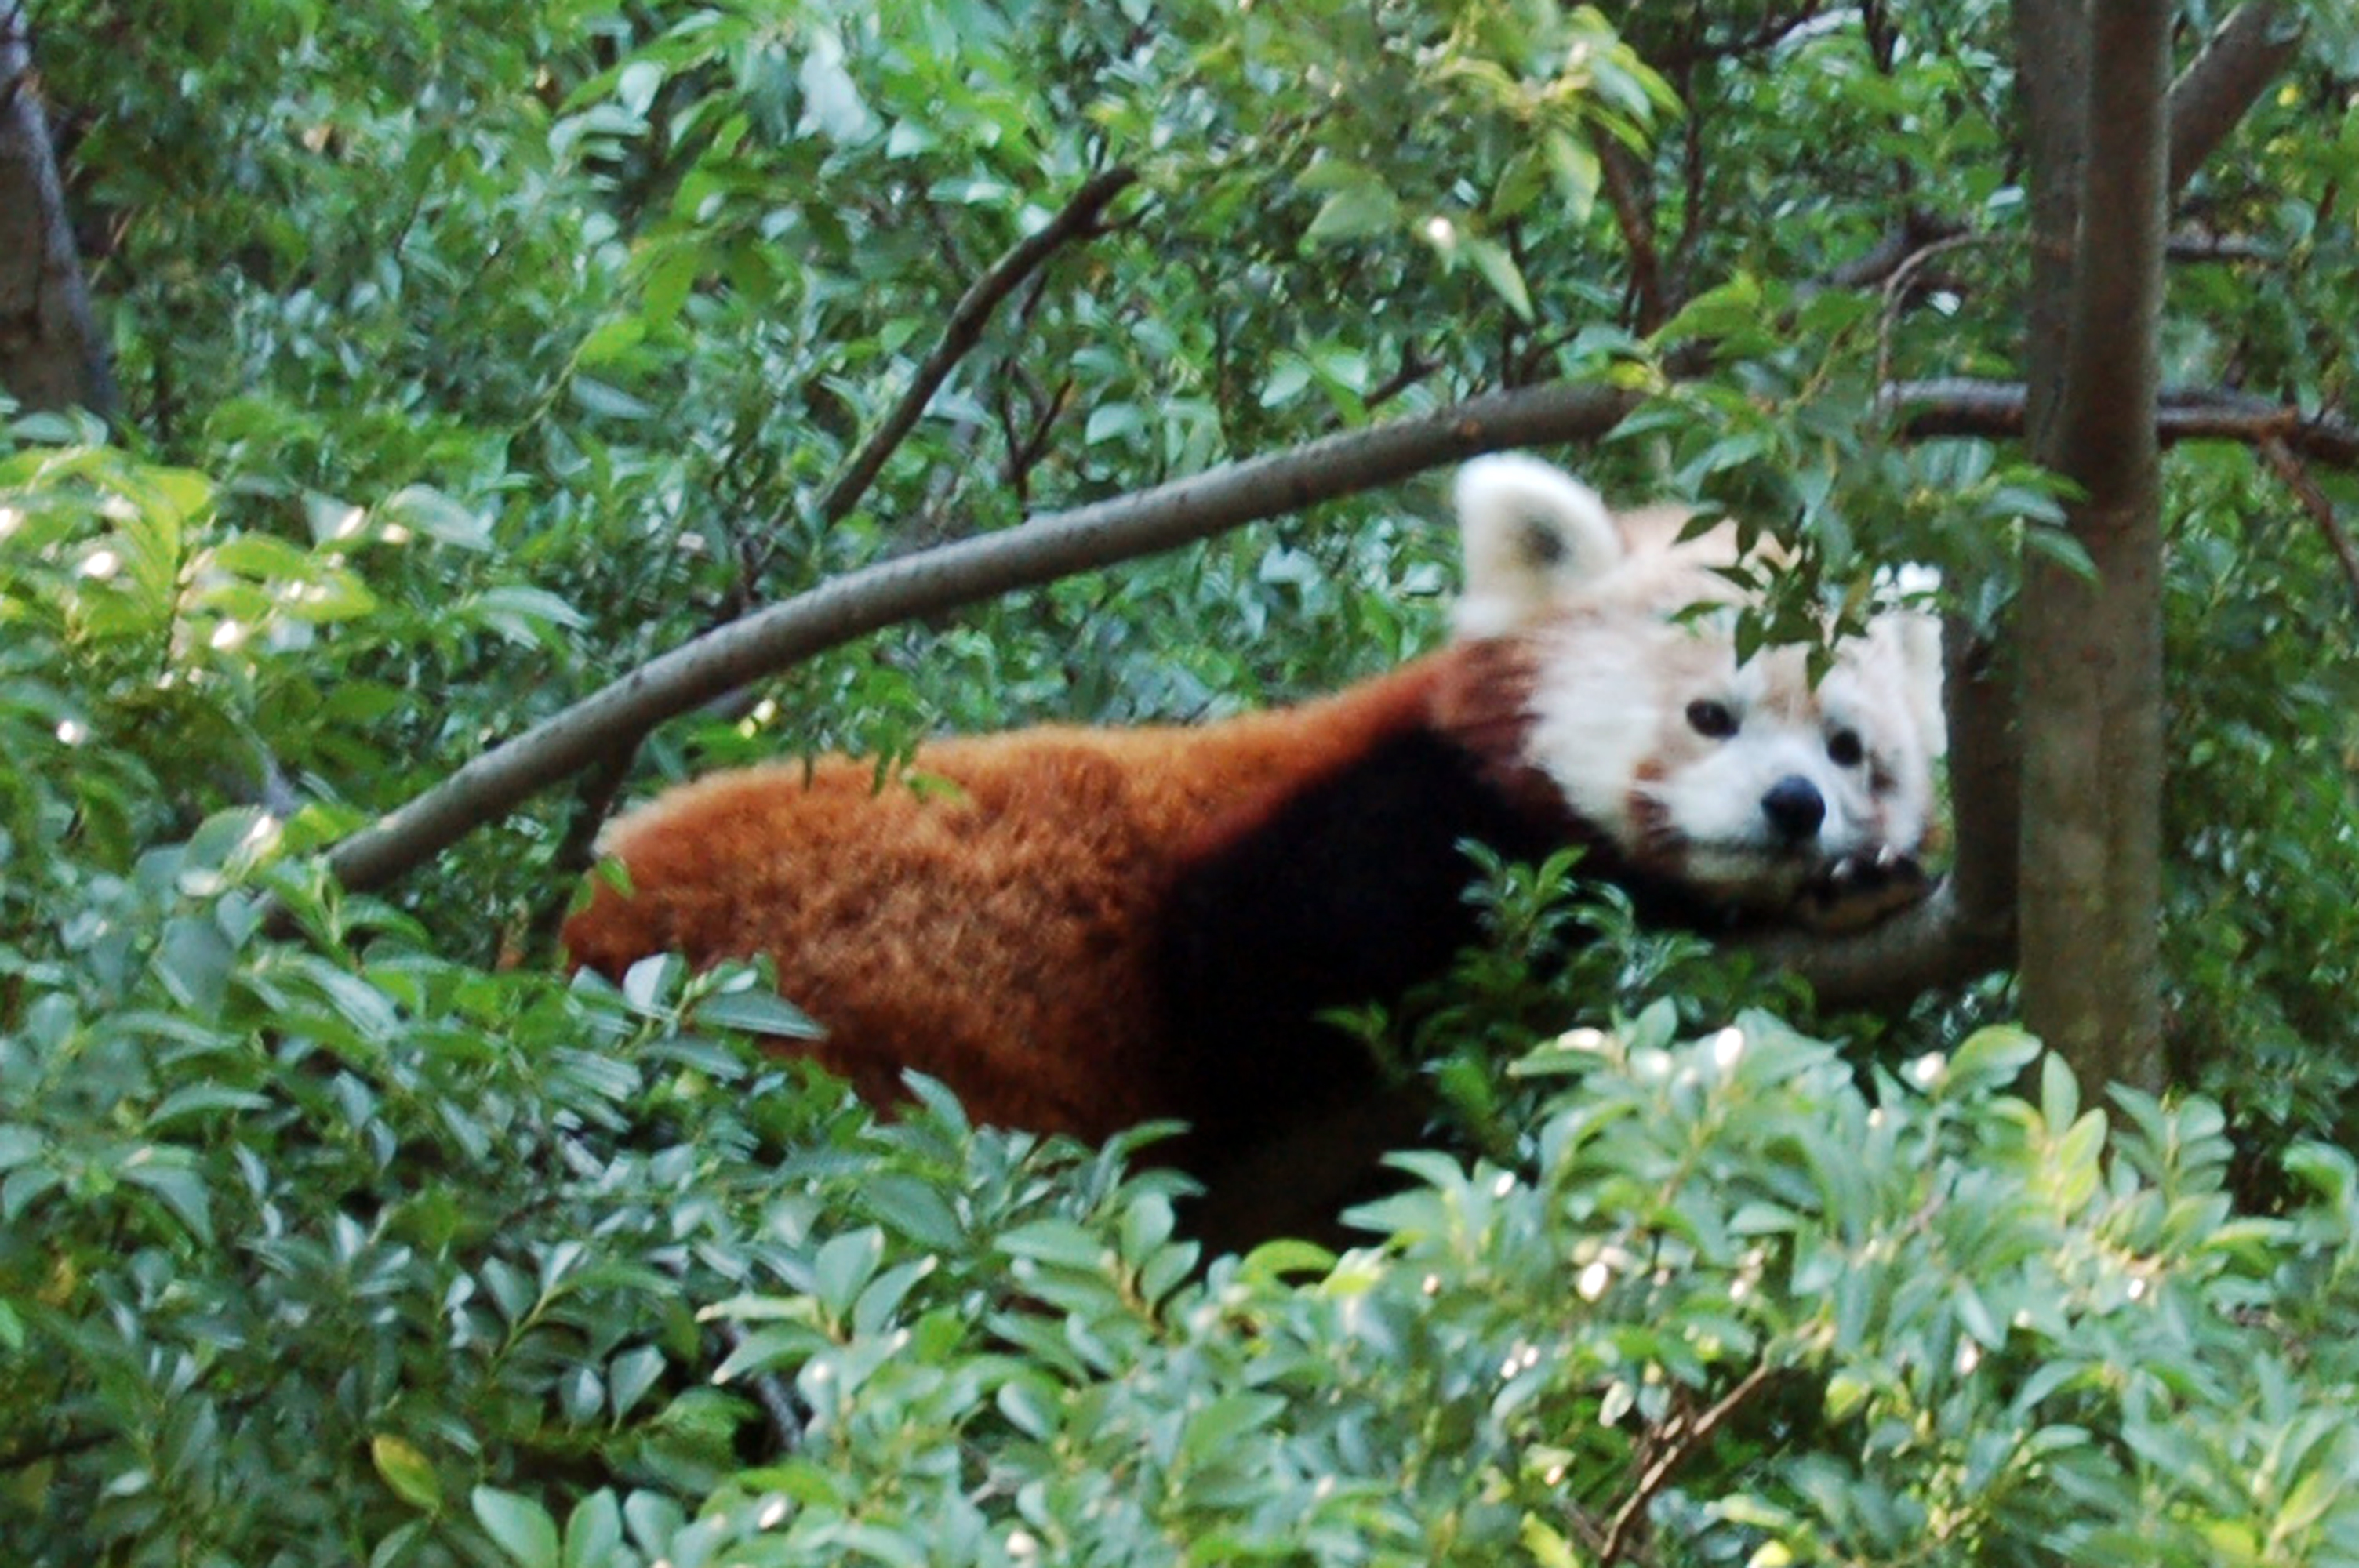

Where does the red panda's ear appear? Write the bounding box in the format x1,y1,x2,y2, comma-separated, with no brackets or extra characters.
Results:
1858,605,1949,760
1452,454,1624,640
1859,562,1947,760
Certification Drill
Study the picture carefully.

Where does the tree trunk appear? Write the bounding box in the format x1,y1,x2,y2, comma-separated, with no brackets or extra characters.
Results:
0,2,118,423
2012,0,2170,1093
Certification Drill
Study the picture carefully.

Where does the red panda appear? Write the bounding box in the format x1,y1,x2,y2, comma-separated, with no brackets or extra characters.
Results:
564,455,1943,1239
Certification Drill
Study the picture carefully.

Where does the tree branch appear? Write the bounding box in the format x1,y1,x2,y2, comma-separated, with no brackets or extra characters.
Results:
2257,436,2359,611
1884,378,2359,469
314,379,1637,898
1933,619,2020,958
1874,232,2000,390
1600,1361,1779,1564
2016,0,2171,1091
814,167,1138,528
1763,873,2011,1008
2168,3,2302,194
1828,209,1969,292
309,368,2359,909
1598,140,1667,333
0,1,118,423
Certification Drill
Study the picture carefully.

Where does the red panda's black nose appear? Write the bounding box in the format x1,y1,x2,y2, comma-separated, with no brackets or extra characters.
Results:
1761,776,1826,843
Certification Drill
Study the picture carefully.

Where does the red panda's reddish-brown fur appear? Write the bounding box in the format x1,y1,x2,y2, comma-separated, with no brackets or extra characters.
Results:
562,641,1553,1149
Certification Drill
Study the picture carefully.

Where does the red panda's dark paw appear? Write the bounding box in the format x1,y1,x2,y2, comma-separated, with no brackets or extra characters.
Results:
1794,845,1933,933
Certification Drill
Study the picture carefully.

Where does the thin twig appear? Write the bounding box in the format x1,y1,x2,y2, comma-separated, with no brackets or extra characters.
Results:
1632,2,1832,71
1829,210,1969,292
1363,345,1437,413
1598,140,1667,333
2258,435,2359,611
0,1421,112,1472
1874,231,2001,390
1601,1361,1779,1563
815,167,1139,528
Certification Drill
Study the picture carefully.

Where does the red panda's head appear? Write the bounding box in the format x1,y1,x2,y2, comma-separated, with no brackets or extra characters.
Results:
1451,454,1944,912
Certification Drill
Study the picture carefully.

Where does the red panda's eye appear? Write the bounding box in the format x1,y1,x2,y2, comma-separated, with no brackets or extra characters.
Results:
1827,728,1865,768
1686,699,1737,739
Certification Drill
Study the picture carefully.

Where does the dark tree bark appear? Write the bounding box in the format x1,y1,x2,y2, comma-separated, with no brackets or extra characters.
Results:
0,2,116,423
2168,3,2302,192
2012,0,2172,1093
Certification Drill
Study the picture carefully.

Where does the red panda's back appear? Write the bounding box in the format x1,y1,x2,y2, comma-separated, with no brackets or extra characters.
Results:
561,656,1450,1138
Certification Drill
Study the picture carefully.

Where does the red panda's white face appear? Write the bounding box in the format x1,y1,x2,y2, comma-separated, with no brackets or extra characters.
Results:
1453,456,1943,911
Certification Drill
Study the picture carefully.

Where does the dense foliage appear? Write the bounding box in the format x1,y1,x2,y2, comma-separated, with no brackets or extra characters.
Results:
5,0,2359,1562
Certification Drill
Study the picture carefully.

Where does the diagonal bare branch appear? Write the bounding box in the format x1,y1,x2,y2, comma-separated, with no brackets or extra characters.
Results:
1600,1361,1780,1564
2258,436,2359,612
816,167,1139,528
315,379,1637,898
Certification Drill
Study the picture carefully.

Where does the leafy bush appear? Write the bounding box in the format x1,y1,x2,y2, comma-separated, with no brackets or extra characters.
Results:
16,719,2359,1568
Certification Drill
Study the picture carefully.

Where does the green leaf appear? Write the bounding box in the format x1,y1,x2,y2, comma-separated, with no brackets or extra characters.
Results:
561,1490,625,1568
145,1084,271,1131
1946,1025,2043,1098
1650,273,1766,346
121,1155,213,1244
609,1345,667,1421
1542,128,1601,220
576,318,648,369
371,1434,443,1513
1463,235,1534,321
473,1486,562,1568
1084,403,1146,445
1180,1392,1285,1466
377,485,493,550
620,955,684,1016
693,987,823,1040
997,1374,1060,1439
621,1492,686,1556
569,377,654,420
1304,180,1401,244
860,1173,965,1250
811,1226,884,1322
797,28,873,143
208,532,318,579
1521,1514,1583,1568
998,1219,1108,1272
0,1127,45,1171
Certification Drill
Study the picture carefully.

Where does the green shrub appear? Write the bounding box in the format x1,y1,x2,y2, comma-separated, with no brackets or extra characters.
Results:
444,1019,2359,1568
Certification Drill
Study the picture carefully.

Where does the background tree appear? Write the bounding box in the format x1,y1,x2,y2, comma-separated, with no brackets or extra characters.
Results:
0,0,114,419
2012,0,2173,1087
6,0,2359,1561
